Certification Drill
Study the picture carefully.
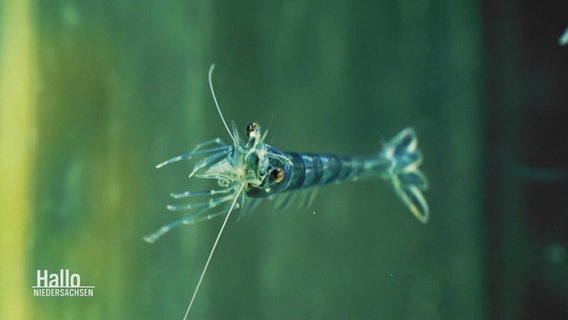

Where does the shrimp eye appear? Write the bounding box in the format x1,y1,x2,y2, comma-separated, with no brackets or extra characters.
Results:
246,122,259,137
270,167,285,183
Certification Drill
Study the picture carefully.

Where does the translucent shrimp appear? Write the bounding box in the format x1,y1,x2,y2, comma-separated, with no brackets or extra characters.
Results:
145,64,429,319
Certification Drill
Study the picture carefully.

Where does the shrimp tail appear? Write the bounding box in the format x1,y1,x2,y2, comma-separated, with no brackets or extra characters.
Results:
380,128,429,223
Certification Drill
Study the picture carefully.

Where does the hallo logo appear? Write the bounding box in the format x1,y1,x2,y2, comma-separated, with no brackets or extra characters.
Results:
32,269,95,297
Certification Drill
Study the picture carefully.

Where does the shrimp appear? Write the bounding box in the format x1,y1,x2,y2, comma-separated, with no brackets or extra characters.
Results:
144,64,429,319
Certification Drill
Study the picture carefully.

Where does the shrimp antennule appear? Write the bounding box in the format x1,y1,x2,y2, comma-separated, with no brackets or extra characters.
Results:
208,64,237,145
182,183,245,320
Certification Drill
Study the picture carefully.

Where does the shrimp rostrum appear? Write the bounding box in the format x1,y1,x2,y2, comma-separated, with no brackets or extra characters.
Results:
144,64,429,319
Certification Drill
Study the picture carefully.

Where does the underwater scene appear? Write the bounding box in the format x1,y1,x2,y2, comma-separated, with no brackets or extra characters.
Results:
1,1,567,319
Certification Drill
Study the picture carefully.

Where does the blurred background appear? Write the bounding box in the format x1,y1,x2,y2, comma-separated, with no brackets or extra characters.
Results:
0,0,566,319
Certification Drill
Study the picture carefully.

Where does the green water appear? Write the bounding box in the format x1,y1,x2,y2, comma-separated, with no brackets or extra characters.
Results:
1,1,488,319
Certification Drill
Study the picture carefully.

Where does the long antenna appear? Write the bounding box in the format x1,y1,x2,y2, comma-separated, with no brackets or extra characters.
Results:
208,64,236,144
182,183,245,320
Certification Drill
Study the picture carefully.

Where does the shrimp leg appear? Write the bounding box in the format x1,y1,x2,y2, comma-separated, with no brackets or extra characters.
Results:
189,138,228,152
188,149,231,178
170,188,233,199
166,194,235,211
143,194,235,243
155,145,231,169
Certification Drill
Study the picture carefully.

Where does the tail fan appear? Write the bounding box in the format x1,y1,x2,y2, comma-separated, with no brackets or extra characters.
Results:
381,128,429,223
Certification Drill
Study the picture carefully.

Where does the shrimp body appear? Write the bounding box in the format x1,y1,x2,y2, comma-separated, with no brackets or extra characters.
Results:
145,64,429,319
145,123,427,244
247,126,428,223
